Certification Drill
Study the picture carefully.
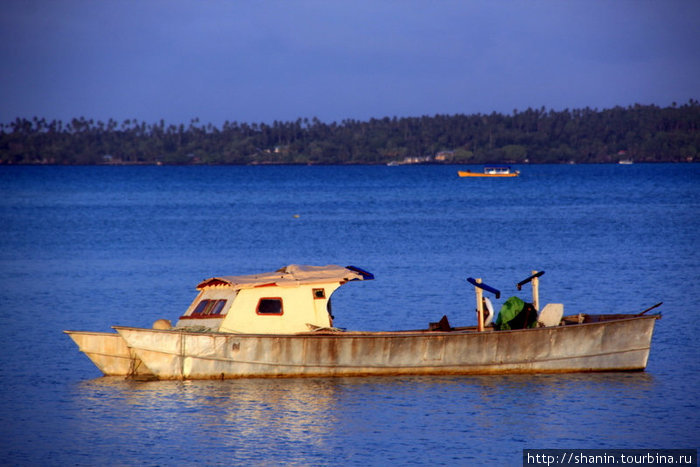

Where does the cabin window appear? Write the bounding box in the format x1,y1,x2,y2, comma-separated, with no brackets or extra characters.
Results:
191,299,227,317
257,298,283,315
210,300,227,315
313,288,326,299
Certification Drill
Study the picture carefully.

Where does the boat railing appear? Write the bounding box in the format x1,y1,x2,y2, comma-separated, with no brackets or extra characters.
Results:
466,277,501,332
516,270,544,311
468,271,545,331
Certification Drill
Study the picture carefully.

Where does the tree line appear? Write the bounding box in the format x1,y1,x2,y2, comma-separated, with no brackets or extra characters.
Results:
1,100,698,165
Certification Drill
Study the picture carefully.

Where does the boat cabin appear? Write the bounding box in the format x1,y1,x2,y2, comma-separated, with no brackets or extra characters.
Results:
484,166,513,175
174,264,373,334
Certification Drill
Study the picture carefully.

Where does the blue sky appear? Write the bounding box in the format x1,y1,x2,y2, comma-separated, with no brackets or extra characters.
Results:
1,0,698,126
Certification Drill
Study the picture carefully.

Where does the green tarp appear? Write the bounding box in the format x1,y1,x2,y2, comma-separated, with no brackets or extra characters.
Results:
494,296,538,330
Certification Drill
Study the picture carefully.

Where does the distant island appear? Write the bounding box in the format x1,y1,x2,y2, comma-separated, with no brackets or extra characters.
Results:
1,100,697,165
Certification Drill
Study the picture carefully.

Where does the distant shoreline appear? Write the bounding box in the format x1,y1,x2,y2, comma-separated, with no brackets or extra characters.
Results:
1,160,695,167
2,101,698,165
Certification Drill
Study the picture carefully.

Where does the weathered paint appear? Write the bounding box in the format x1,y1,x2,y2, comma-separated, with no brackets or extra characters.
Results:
113,314,659,380
64,265,364,376
64,266,660,380
171,265,362,334
63,331,153,377
217,282,340,334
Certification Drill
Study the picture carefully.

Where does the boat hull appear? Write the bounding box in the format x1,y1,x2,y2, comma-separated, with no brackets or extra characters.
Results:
113,315,658,380
458,171,518,178
64,330,153,377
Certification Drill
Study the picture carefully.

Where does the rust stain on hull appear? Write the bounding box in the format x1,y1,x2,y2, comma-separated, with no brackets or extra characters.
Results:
63,330,153,377
110,315,658,380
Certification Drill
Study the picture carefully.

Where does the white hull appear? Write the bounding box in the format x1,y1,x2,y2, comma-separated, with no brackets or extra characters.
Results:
113,315,657,380
64,331,153,377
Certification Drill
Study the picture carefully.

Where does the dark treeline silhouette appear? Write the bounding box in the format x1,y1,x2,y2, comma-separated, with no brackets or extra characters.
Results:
1,101,698,165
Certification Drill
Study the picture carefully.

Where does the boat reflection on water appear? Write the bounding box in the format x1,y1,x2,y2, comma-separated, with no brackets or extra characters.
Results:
69,371,657,461
72,376,346,450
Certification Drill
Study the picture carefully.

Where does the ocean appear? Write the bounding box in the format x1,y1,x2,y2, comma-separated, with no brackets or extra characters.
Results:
0,163,698,465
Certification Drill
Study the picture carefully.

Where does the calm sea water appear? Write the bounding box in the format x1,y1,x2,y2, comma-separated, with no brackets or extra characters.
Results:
0,164,698,465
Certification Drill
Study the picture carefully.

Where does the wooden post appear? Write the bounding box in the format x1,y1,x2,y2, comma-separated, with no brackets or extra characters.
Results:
531,270,540,312
475,278,484,332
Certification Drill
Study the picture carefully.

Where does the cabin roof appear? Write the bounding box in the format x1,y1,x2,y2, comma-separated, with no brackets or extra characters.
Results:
196,264,374,290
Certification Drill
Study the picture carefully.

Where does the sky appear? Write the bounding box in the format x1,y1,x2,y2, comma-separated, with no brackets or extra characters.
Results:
1,0,699,127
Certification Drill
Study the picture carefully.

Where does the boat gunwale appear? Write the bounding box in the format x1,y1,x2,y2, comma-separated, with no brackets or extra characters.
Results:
112,313,659,340
64,330,121,336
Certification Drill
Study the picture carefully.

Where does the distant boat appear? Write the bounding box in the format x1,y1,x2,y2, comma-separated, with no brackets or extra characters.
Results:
619,159,634,165
458,166,519,177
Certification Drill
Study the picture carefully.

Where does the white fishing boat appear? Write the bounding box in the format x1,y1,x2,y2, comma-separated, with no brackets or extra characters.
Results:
65,265,660,380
